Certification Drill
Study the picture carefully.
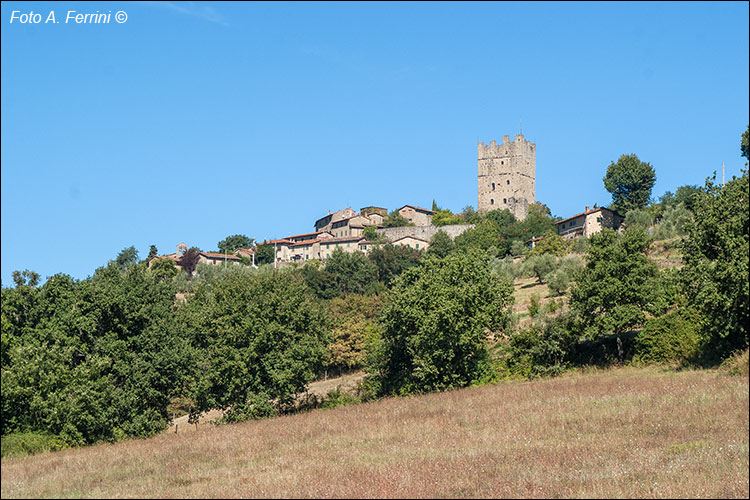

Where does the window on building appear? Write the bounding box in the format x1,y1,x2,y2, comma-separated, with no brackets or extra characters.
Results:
562,223,566,229
507,180,510,185
503,198,507,203
416,244,420,249
490,199,494,205
597,217,602,223
492,182,495,190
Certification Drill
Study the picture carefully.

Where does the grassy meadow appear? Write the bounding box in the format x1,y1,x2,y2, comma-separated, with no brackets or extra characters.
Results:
2,365,747,498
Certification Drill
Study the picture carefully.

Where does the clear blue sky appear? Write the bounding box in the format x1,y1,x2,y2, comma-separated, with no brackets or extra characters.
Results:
2,1,748,284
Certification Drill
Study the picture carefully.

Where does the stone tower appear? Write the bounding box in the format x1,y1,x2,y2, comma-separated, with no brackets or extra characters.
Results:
477,134,536,220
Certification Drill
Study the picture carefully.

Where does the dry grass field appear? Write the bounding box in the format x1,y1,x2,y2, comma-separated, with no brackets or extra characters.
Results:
2,366,747,498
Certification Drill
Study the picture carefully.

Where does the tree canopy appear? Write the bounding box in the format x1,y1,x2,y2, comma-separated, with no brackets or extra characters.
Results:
217,234,253,254
603,154,656,214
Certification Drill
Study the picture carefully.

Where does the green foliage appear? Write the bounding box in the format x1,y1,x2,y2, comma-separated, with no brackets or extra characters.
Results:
569,227,670,347
505,313,578,378
529,234,573,257
634,308,701,364
426,230,455,258
460,205,481,224
382,211,413,228
680,170,749,362
528,294,541,318
363,226,388,244
113,246,139,271
431,209,463,226
323,248,379,296
1,431,68,458
217,234,253,254
146,245,158,263
603,154,657,213
573,236,589,254
255,243,275,265
510,240,527,257
547,269,570,297
299,261,340,300
1,265,190,445
367,244,422,287
326,295,383,373
149,257,178,280
653,203,693,240
741,125,749,163
11,269,40,288
490,255,522,283
660,185,701,213
523,254,556,284
624,208,653,229
371,250,514,396
182,268,329,422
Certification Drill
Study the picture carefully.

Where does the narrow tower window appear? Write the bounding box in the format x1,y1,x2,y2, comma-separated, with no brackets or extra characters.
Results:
503,198,507,204
507,180,510,185
492,182,495,190
490,199,494,205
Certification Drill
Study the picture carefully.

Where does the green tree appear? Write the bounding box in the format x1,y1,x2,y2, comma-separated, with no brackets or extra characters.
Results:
367,244,422,287
371,250,513,396
431,209,463,226
326,295,383,374
741,125,749,163
149,257,178,280
460,205,481,224
528,234,573,257
426,230,455,258
324,248,379,296
217,234,253,254
382,211,413,228
146,245,158,263
680,169,749,361
523,254,557,284
569,227,669,361
11,270,40,288
603,154,656,214
114,246,139,271
255,243,275,266
363,226,388,244
183,269,329,422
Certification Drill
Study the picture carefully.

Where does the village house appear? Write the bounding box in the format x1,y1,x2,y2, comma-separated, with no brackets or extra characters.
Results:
314,208,356,233
396,205,434,226
555,206,625,239
391,235,430,251
148,242,243,270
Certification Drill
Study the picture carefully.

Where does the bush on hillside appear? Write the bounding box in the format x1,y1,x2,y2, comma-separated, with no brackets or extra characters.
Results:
634,308,701,364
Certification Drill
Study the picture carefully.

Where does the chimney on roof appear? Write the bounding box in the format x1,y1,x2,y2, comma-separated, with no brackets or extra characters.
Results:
328,210,331,215
585,205,590,212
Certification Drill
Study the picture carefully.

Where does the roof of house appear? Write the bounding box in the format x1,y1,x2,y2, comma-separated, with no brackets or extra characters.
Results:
200,252,242,260
290,239,321,248
392,235,431,244
323,235,366,244
554,206,622,226
397,204,434,214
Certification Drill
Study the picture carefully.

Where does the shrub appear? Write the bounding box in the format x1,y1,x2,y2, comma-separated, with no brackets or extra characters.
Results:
634,308,702,364
505,314,578,378
1,432,68,458
528,294,541,318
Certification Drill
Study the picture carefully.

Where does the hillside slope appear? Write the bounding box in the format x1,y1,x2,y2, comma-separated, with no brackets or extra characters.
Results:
2,366,747,498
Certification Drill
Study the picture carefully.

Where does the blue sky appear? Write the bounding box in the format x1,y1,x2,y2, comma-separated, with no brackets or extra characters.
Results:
2,1,748,284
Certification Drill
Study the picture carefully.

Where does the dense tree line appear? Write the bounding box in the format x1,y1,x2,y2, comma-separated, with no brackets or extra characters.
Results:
2,130,747,457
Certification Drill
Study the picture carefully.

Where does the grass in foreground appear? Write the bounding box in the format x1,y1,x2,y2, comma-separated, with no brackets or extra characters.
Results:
1,366,747,498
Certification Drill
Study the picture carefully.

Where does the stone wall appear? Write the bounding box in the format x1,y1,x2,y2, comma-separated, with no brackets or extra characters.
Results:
375,224,474,242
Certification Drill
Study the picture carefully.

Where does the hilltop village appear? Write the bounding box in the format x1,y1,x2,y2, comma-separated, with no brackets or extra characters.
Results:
152,134,626,268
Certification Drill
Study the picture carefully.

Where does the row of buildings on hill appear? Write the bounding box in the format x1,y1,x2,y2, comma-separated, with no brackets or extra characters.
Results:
151,133,625,268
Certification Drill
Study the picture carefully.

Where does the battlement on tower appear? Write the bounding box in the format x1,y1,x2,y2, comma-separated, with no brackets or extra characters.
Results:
477,133,536,220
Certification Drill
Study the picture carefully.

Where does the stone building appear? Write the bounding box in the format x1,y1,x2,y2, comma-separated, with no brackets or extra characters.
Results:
396,205,434,226
555,206,625,239
392,235,430,251
478,134,536,220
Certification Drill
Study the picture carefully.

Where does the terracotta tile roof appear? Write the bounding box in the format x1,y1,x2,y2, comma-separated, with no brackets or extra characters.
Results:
392,235,430,244
291,239,320,247
264,239,294,245
323,235,366,244
397,204,434,214
554,206,622,226
200,252,241,260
